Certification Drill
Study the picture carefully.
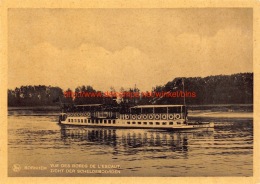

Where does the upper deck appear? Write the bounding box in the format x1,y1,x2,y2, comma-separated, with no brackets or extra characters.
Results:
63,104,119,113
129,105,186,114
62,104,187,117
132,105,185,108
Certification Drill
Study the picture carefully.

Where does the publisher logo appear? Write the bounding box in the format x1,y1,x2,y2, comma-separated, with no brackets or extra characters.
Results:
12,164,21,172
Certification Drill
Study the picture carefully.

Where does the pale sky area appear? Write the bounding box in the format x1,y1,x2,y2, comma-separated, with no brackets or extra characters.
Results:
8,9,253,91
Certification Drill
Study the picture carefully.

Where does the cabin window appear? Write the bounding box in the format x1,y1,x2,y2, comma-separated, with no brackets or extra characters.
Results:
68,119,70,122
132,122,136,124
104,120,107,124
84,107,90,111
84,119,86,123
81,119,83,123
95,119,98,123
92,119,95,124
154,107,167,113
108,120,111,124
113,120,116,124
149,122,153,125
142,108,153,114
131,108,142,114
99,119,102,123
182,106,186,113
127,122,130,124
177,122,181,124
168,107,182,113
169,122,173,125
156,122,160,125
162,122,166,125
138,122,141,125
88,119,90,123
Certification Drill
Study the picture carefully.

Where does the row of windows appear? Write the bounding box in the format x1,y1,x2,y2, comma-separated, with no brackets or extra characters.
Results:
68,118,116,124
67,118,181,126
131,107,185,114
126,121,181,125
68,119,86,123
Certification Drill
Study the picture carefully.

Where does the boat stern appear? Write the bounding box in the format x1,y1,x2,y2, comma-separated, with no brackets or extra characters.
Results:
59,113,67,123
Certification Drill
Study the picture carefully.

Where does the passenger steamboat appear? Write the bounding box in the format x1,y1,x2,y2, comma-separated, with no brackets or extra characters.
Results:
59,104,214,130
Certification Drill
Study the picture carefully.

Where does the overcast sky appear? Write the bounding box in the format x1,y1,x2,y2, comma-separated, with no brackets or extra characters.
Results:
8,9,252,91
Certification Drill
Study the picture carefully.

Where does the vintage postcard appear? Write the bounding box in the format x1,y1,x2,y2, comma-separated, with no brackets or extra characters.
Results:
1,0,260,184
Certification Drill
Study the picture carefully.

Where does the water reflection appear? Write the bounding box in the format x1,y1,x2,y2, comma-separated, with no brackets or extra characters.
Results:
8,114,253,176
60,125,214,154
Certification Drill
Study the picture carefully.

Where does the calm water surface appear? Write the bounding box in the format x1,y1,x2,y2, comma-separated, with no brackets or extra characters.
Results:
8,112,253,177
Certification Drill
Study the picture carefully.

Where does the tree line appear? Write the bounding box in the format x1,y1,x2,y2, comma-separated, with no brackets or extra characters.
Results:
8,72,253,107
145,72,253,105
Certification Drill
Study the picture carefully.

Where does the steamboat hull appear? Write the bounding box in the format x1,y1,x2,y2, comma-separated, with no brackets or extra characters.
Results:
59,119,214,130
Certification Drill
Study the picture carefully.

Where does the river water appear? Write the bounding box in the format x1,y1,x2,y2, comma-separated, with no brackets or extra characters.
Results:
8,111,253,177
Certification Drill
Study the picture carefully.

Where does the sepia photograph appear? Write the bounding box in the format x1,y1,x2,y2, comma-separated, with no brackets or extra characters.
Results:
3,5,258,181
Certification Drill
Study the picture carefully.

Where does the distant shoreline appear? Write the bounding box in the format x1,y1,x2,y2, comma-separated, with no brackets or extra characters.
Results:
7,111,253,120
189,111,253,119
8,104,253,120
8,106,61,111
8,104,253,111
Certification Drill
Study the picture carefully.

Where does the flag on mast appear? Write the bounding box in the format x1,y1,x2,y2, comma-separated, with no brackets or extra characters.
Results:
182,78,186,106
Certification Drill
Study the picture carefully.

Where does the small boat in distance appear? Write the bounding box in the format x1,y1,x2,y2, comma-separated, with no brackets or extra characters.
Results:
58,104,214,130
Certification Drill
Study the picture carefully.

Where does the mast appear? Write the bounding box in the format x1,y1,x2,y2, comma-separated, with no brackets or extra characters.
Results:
182,78,186,106
134,84,137,105
182,78,187,122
